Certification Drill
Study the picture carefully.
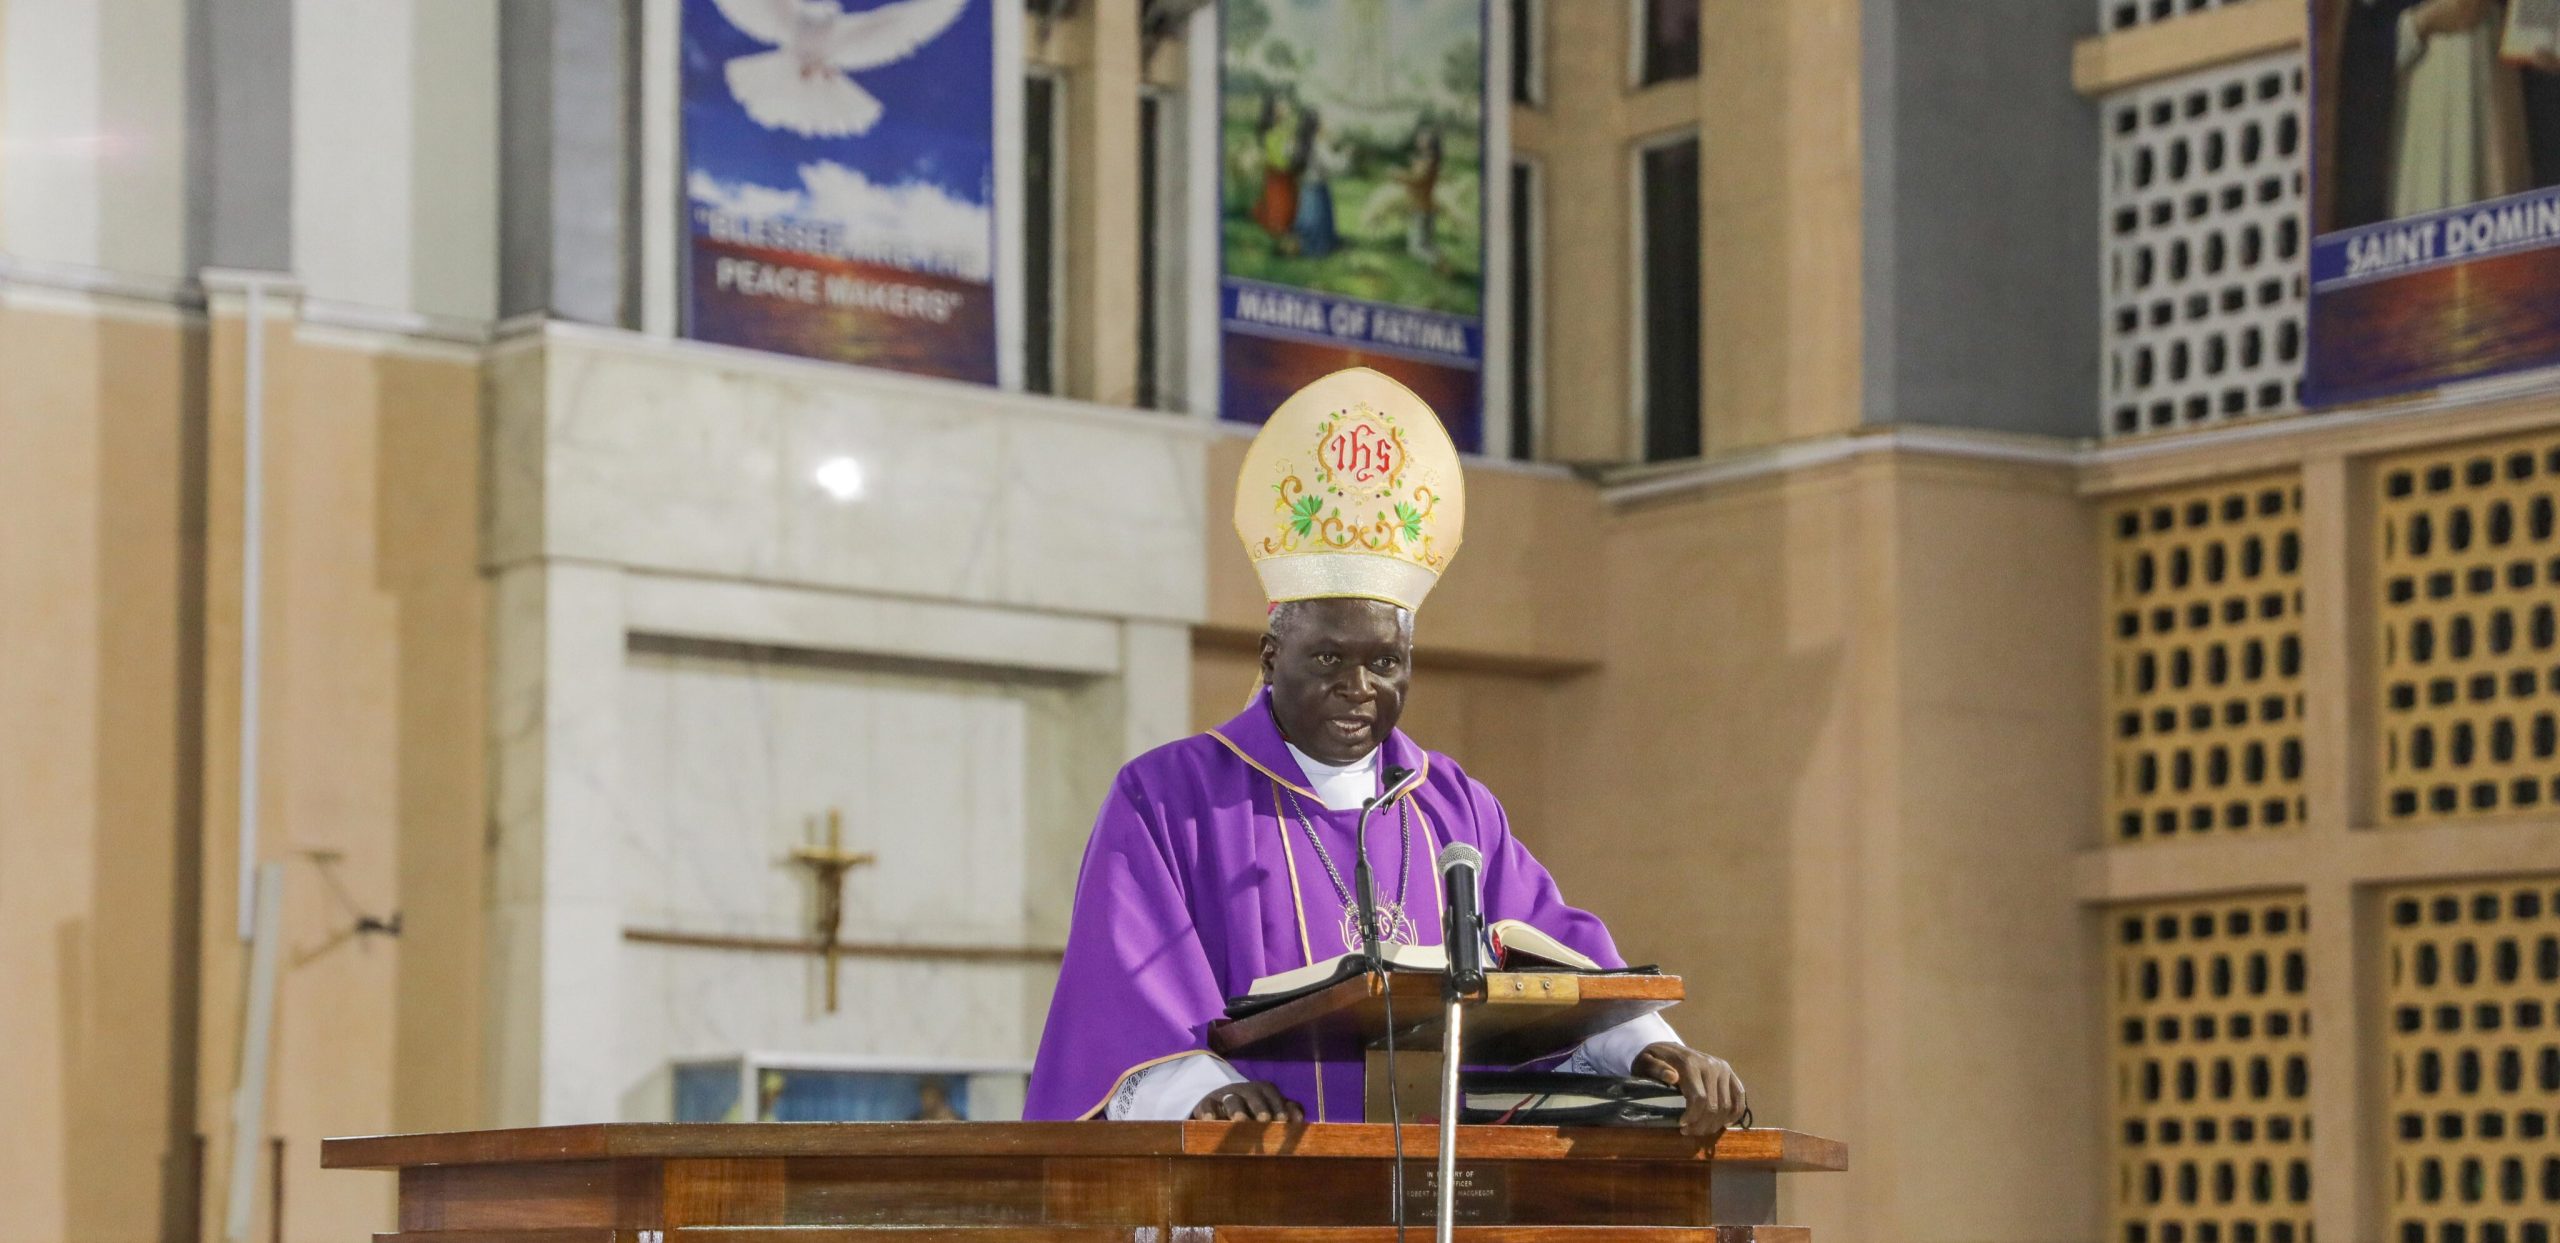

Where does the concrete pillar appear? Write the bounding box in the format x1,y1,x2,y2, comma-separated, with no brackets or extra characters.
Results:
292,0,500,320
1060,1,1143,406
0,0,196,283
501,0,638,326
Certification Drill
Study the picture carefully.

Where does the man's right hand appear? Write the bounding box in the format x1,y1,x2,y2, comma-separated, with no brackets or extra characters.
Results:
1190,1080,1304,1122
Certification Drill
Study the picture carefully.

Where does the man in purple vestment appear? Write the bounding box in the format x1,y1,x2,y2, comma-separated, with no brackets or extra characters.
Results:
1023,369,1745,1136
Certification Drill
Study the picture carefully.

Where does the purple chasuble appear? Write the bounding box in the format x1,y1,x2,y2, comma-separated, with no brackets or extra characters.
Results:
1023,689,1633,1121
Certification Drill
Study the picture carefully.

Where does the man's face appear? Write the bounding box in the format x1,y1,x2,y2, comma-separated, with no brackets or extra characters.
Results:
1259,598,1414,765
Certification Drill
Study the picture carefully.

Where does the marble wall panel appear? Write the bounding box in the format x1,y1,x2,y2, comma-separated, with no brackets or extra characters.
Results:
615,638,1061,945
619,572,1124,677
504,325,1209,624
486,560,631,1126
609,636,1085,1122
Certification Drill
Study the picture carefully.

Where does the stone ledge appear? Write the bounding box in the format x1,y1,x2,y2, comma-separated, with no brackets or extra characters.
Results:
2071,0,2305,97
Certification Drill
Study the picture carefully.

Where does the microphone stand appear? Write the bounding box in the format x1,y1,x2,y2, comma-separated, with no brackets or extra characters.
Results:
1435,994,1465,1243
1433,844,1486,1243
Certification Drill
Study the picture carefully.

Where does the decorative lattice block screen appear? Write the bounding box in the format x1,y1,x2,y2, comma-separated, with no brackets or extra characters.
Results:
2375,436,2560,824
2108,895,2315,1243
2103,0,2252,32
2104,476,2308,843
2381,880,2560,1243
2100,52,2307,437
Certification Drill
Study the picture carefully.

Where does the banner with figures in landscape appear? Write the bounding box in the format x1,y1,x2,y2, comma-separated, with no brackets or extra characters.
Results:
683,0,998,384
1219,0,1487,449
2306,0,2560,404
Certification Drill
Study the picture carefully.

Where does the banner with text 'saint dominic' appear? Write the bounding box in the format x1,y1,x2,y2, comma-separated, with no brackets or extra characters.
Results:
2307,1,2560,405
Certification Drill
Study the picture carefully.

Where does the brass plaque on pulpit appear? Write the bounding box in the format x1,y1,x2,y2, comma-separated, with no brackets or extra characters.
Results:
1400,1162,1510,1223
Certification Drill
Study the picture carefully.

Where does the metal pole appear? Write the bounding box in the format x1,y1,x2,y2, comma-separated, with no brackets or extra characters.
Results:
236,278,269,942
1434,993,1464,1243
224,862,285,1243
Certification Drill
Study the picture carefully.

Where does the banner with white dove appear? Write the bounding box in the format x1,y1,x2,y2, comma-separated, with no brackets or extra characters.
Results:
1218,0,1488,451
683,0,999,383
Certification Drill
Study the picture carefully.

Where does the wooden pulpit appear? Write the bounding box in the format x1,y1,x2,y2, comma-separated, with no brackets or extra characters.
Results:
335,968,1843,1239
324,1120,1846,1241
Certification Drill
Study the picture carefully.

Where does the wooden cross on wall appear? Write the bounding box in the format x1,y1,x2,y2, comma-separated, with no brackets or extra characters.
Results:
790,809,876,1013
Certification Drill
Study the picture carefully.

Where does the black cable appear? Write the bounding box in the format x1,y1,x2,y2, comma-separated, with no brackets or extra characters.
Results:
1349,776,1415,1243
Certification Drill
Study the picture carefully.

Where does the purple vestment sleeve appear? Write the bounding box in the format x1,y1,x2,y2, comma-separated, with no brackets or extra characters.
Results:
1023,770,1228,1120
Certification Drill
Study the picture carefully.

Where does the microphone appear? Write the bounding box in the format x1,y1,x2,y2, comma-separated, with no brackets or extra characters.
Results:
1350,764,1426,967
1435,843,1486,996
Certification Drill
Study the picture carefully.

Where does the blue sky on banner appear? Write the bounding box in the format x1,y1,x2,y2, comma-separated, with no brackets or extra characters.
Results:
683,0,994,279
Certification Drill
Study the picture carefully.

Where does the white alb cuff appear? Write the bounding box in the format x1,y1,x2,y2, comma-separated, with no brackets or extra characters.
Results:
1108,1053,1250,1120
2395,13,2426,75
1558,1011,1681,1078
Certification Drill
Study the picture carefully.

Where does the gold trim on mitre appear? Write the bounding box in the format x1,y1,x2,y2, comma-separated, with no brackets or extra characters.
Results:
1232,368,1466,611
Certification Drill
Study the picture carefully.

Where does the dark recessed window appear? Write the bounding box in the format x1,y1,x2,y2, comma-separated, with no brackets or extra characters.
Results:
1639,0,1701,87
1138,90,1165,410
1023,72,1061,395
1508,160,1538,461
1640,135,1701,462
1511,0,1542,105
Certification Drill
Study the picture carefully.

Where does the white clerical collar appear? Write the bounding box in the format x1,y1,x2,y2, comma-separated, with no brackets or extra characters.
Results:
1284,741,1379,813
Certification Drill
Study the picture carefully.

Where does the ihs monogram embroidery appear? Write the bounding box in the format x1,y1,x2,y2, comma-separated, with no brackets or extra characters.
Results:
1259,403,1447,564
1339,899,1418,949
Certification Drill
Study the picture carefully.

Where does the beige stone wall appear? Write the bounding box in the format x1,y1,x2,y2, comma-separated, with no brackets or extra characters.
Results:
0,292,487,1243
1578,455,2098,1242
1554,454,2100,1242
0,298,202,1243
191,304,489,1242
1695,0,1864,453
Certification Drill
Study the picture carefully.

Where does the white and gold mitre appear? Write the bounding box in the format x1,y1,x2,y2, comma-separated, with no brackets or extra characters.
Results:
1233,368,1466,611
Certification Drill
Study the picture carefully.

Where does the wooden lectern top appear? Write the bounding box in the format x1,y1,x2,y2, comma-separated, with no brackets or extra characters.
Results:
324,1122,1845,1242
1209,970,1686,1064
321,1121,1845,1172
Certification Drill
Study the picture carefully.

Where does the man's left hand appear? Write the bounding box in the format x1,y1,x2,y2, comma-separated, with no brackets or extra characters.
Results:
1631,1042,1747,1140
